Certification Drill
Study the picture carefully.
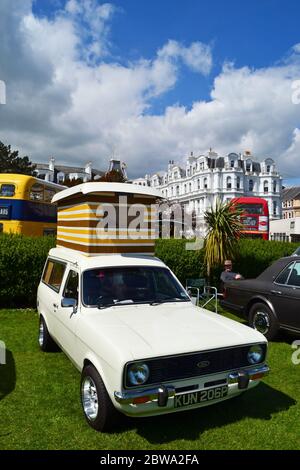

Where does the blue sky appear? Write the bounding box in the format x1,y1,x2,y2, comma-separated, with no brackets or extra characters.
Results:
1,0,300,181
32,0,300,109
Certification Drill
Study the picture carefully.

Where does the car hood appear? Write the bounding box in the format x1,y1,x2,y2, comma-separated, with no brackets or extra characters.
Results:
85,302,266,361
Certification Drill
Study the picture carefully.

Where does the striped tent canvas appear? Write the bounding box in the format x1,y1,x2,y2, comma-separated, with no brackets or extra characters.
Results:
52,183,163,255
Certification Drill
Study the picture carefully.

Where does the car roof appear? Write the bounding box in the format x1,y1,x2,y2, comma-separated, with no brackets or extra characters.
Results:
257,255,300,281
47,247,167,270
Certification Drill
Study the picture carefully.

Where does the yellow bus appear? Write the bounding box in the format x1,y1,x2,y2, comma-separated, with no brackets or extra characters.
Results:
0,174,65,236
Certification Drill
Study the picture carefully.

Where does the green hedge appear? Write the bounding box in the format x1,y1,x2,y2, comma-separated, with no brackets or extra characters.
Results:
0,234,299,308
155,239,205,285
0,234,55,308
156,238,299,287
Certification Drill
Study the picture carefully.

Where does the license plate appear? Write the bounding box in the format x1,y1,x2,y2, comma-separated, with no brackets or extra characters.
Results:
174,385,228,408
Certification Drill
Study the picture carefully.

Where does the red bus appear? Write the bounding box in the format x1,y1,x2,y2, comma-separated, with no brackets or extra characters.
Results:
231,197,269,240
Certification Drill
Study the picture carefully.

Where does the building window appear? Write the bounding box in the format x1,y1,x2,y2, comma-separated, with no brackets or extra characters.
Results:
236,177,240,190
263,180,269,193
266,165,271,172
189,183,192,192
249,179,254,192
273,180,277,193
230,160,234,168
204,178,208,190
246,160,252,172
273,201,277,216
184,184,187,193
226,176,232,190
176,186,180,196
198,179,200,190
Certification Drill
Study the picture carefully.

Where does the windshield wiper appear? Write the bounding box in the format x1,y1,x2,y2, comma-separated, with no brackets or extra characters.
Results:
149,297,189,306
97,299,134,309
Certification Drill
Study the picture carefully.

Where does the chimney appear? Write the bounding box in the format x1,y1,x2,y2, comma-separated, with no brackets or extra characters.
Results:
85,161,92,177
168,160,173,172
49,157,55,172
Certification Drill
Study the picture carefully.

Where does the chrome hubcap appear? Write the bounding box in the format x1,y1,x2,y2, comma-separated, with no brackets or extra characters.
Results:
39,319,44,347
82,377,99,421
253,311,270,335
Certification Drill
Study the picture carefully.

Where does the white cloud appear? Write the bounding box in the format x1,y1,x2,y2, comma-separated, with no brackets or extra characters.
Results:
158,40,213,75
0,1,300,180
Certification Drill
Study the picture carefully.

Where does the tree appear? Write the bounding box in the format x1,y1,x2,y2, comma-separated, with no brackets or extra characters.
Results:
99,169,126,183
63,176,84,187
0,141,36,175
204,199,243,277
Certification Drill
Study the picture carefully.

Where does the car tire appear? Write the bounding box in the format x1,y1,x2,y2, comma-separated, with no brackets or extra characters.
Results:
38,315,59,352
81,364,119,432
248,302,279,340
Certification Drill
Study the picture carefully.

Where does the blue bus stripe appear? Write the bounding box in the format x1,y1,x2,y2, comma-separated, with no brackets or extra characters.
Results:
0,199,57,223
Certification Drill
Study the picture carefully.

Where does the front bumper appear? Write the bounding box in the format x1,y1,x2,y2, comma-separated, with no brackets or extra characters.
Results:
114,364,269,408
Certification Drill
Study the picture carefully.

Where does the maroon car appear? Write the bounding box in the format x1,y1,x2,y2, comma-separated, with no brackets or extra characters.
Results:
220,255,300,340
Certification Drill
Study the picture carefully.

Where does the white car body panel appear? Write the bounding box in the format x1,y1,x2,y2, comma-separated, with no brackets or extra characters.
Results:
37,247,268,418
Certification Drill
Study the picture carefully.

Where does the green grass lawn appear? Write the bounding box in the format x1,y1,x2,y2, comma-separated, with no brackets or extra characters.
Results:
0,308,299,450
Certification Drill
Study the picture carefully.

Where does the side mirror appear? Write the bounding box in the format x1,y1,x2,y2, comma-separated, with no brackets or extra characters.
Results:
61,297,77,313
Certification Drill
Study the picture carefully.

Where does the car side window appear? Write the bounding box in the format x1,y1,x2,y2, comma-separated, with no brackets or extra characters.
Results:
63,270,79,301
286,262,300,287
42,259,66,292
275,262,294,285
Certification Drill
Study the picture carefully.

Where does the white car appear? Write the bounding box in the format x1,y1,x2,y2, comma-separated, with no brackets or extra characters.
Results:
37,247,269,432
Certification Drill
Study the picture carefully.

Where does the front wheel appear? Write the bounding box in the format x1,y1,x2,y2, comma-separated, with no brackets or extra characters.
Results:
249,302,279,341
80,365,119,432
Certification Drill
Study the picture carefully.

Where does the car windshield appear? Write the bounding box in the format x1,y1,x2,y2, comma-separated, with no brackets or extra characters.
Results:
82,266,190,308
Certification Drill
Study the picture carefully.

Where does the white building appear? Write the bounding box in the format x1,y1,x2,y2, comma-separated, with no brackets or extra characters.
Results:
270,218,300,243
35,157,104,183
133,150,282,234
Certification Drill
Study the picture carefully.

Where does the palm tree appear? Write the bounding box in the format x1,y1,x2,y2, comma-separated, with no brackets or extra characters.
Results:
204,199,243,277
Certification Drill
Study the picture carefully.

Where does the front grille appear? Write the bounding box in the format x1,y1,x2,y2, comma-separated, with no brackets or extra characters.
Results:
124,343,267,388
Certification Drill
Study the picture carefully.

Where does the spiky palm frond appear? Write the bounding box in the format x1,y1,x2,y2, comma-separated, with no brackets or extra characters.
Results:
204,199,243,277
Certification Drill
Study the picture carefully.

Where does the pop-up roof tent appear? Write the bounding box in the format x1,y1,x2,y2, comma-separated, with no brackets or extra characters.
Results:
52,182,163,256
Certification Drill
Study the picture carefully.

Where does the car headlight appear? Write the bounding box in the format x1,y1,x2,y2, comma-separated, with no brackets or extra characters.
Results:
247,345,264,364
127,363,150,386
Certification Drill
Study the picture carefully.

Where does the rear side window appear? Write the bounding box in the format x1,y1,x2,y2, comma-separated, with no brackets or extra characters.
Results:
0,184,15,197
275,262,295,285
287,261,300,287
43,259,66,292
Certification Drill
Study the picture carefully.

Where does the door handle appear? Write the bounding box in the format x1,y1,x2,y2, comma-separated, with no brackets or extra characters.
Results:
270,290,282,295
53,303,58,308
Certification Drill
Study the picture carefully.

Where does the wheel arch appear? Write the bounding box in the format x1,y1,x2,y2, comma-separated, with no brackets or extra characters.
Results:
245,296,278,320
82,354,114,399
